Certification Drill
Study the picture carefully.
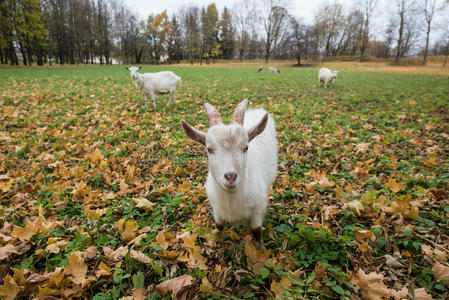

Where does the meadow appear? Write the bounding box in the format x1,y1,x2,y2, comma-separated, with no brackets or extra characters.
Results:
0,63,448,299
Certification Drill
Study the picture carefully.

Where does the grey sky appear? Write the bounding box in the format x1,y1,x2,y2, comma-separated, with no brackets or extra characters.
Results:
125,0,360,24
124,0,446,45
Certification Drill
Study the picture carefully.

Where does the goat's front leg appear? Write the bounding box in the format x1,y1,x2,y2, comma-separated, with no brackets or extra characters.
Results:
150,91,156,108
250,210,265,249
166,94,171,107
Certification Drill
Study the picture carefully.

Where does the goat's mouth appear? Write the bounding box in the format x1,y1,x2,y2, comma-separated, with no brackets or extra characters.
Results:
222,182,237,189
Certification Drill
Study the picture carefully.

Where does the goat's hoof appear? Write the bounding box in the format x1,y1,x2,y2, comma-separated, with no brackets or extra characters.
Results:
251,227,264,249
216,223,225,231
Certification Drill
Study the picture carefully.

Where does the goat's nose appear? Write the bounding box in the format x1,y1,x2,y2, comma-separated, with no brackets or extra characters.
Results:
224,172,237,182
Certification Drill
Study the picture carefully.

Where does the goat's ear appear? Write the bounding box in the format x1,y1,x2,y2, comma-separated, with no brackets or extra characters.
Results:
248,113,268,142
125,66,129,71
181,120,206,146
138,66,142,71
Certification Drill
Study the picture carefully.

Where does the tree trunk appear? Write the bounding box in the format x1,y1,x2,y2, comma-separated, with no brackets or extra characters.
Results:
394,12,404,65
443,53,448,67
423,21,431,65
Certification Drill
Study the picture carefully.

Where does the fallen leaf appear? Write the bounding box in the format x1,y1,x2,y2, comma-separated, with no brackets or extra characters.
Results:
384,254,404,269
244,235,272,274
350,269,391,300
95,262,112,277
414,288,433,300
155,274,197,300
385,178,406,193
130,250,152,264
133,197,155,212
199,276,215,295
432,261,449,286
114,219,138,241
64,252,87,285
305,169,335,188
0,274,22,300
270,276,292,298
46,240,68,254
0,244,19,260
178,233,208,270
342,200,364,216
103,246,128,261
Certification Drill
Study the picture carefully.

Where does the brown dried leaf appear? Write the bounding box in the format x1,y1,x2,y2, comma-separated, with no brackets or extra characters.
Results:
0,244,19,261
350,269,391,300
155,274,197,300
432,261,449,286
130,250,152,264
342,200,364,216
244,236,272,274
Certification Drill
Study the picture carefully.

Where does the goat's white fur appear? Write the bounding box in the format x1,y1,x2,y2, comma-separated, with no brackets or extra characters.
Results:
126,66,182,107
318,67,339,88
181,100,277,247
268,66,280,73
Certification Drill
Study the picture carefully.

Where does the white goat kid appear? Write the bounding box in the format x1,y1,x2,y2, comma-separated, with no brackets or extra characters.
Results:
318,67,339,88
268,66,280,73
125,66,182,107
181,99,277,248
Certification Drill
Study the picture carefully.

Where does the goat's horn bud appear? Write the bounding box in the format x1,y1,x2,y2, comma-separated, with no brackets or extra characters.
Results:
231,99,248,125
204,103,223,127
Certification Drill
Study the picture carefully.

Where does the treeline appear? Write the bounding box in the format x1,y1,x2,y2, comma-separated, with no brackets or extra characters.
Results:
1,0,448,66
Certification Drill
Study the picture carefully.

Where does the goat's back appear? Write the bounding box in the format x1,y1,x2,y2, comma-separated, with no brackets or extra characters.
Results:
142,71,181,91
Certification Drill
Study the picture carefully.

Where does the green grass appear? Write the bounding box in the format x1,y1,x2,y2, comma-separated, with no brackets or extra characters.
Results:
0,64,448,299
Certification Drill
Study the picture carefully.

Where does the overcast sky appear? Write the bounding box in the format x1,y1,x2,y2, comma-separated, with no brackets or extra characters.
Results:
126,0,361,24
124,0,446,44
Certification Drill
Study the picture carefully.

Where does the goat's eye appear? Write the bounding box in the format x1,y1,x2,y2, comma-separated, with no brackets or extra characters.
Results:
243,145,249,152
207,147,214,154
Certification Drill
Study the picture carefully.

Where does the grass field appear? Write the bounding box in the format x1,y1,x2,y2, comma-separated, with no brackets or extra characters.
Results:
0,63,448,299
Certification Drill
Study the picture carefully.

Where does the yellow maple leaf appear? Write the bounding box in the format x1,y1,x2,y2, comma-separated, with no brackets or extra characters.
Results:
133,198,155,212
0,274,23,300
64,252,87,285
95,262,112,277
178,233,208,270
385,178,406,193
114,219,138,241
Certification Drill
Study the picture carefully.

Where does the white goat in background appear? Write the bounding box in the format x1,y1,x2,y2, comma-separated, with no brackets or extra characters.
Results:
318,67,339,88
268,66,280,73
181,99,278,248
125,66,182,107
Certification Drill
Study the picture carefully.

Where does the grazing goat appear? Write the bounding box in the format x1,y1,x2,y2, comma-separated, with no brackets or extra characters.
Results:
268,66,280,73
181,99,278,248
125,66,182,107
257,66,264,72
318,68,339,88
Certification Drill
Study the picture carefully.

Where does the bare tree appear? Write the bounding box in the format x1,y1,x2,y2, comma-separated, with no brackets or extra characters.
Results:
290,17,307,65
357,0,378,61
261,0,290,63
393,0,418,65
422,0,437,64
232,0,258,61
